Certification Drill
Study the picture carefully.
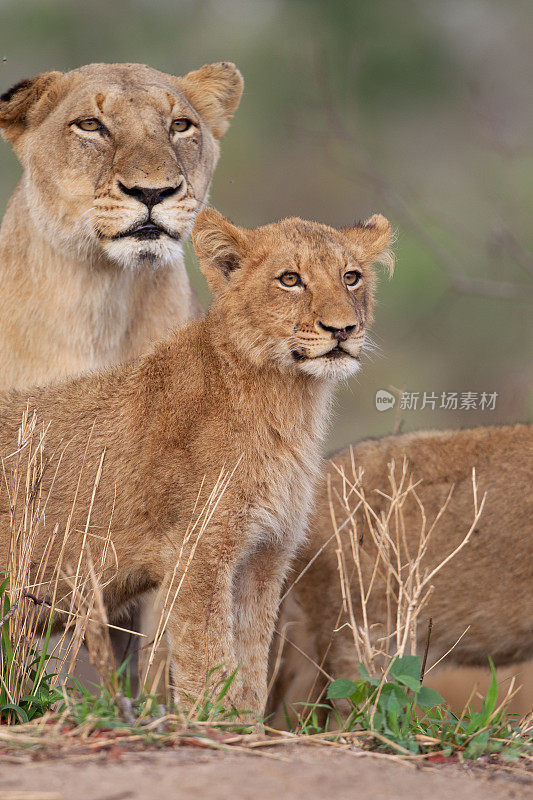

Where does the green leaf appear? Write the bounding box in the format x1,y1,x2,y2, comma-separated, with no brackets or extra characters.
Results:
357,663,379,686
349,680,369,706
215,665,238,704
396,674,421,691
386,691,402,718
1,616,14,666
389,655,421,682
466,729,490,759
417,686,444,708
327,678,359,700
376,682,410,718
30,610,55,696
477,658,498,726
388,683,410,710
0,703,29,723
369,710,384,731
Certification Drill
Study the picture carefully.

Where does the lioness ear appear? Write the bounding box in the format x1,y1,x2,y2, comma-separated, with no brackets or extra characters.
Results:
342,214,395,276
0,71,63,143
176,62,244,139
192,207,249,293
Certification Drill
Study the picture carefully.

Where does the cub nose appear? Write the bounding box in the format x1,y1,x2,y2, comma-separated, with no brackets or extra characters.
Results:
317,321,357,342
118,181,183,209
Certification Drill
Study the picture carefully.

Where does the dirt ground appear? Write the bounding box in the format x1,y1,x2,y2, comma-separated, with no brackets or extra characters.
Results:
1,746,531,800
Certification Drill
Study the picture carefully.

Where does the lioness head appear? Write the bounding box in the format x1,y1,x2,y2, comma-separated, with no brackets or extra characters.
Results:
192,209,393,379
0,62,243,269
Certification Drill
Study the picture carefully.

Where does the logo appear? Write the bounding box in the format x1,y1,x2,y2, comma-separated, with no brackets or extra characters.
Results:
375,389,396,411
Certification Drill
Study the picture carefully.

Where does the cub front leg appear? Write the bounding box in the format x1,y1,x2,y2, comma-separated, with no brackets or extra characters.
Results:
164,559,236,710
232,543,292,717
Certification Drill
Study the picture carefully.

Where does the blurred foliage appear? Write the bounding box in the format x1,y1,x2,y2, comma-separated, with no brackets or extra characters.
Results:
0,0,531,449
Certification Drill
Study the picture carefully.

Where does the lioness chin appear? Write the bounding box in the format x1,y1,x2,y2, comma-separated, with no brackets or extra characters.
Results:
0,208,393,716
270,424,533,719
0,61,243,390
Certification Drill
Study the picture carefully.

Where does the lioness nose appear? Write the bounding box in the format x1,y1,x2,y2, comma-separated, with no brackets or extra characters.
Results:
317,321,357,341
118,181,183,209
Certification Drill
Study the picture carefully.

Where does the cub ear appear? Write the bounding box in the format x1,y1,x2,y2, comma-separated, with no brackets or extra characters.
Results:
192,207,250,293
0,71,63,143
176,61,244,139
342,214,395,276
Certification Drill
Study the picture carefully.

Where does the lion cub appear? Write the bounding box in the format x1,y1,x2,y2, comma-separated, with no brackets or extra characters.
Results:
271,424,533,719
0,208,392,715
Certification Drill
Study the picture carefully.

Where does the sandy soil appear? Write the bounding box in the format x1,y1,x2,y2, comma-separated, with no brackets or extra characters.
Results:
1,746,531,800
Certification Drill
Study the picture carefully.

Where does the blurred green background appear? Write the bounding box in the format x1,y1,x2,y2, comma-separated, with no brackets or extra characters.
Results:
0,0,531,451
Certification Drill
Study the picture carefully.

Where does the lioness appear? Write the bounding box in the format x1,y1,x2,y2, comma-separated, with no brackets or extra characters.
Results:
0,208,393,715
271,424,533,716
0,61,243,389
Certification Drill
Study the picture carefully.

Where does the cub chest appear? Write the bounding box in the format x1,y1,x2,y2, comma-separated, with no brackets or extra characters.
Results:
238,441,321,552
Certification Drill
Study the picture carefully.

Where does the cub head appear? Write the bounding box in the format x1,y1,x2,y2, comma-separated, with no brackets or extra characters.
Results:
192,208,394,380
0,62,243,269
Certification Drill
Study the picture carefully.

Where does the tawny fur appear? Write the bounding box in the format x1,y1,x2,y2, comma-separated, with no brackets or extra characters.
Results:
0,61,243,390
0,209,392,715
271,424,533,714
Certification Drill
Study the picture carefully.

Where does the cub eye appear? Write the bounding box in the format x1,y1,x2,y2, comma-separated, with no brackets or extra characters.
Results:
279,272,301,288
76,118,102,132
171,118,193,133
344,270,362,287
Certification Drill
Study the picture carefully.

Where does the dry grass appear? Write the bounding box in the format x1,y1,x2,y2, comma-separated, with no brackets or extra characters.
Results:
327,453,485,674
273,455,487,721
273,455,531,763
0,408,113,720
0,410,246,747
0,416,530,767
0,409,147,724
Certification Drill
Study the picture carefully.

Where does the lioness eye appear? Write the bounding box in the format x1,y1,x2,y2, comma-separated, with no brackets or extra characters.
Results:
171,118,192,133
344,270,362,287
76,118,101,132
279,272,301,287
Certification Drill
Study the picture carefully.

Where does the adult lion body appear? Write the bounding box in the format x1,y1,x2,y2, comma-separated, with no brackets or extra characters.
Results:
0,61,243,390
0,209,393,715
271,424,533,719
